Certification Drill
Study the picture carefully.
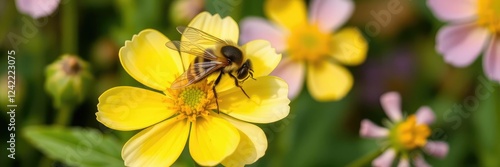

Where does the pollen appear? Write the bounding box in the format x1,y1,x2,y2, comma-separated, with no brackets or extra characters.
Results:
180,88,205,108
477,0,500,33
287,24,331,63
166,80,217,122
391,115,431,150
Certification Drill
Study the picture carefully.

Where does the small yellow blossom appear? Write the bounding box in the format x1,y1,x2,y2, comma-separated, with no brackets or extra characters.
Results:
360,92,448,166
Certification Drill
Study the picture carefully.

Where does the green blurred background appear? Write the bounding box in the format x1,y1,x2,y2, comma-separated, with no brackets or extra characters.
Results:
1,0,499,166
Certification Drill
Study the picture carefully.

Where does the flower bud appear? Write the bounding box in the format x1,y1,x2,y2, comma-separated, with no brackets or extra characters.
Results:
169,0,204,26
91,38,118,71
45,55,93,108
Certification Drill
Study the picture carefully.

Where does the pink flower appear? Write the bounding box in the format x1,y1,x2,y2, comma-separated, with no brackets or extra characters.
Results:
360,92,449,167
15,0,60,19
240,0,367,101
428,0,500,82
169,0,204,25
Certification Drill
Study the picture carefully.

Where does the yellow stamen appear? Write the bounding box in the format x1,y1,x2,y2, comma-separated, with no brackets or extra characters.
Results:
287,24,331,63
166,80,217,122
477,0,500,33
392,115,431,150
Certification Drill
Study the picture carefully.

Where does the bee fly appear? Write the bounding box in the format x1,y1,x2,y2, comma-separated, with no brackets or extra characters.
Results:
166,26,255,113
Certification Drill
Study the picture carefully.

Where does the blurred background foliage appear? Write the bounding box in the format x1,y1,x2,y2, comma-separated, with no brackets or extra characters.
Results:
0,0,499,166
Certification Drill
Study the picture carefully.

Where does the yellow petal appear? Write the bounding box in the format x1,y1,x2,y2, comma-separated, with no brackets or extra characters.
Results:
190,116,240,166
96,86,174,131
183,12,240,68
218,76,290,123
220,115,267,166
243,40,282,77
265,0,307,30
187,12,239,42
122,118,189,167
307,61,353,101
119,29,183,91
330,27,368,66
214,39,282,92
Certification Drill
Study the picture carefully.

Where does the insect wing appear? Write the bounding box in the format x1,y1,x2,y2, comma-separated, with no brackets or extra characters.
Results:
177,26,227,45
166,41,219,61
170,60,224,89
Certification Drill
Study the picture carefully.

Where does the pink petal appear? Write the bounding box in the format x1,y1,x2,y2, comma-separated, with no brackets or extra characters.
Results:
427,0,477,22
373,149,396,167
359,119,389,138
15,0,60,19
309,0,354,32
380,92,402,122
413,154,431,167
424,141,449,159
415,106,435,125
484,36,500,82
270,57,305,99
436,23,490,67
240,17,287,52
397,158,409,167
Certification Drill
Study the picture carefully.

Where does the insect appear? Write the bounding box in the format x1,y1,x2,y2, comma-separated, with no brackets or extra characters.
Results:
166,26,255,113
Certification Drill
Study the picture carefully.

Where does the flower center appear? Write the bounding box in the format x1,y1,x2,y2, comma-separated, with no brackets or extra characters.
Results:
166,80,217,122
477,0,500,33
391,115,431,150
287,24,331,63
180,87,205,108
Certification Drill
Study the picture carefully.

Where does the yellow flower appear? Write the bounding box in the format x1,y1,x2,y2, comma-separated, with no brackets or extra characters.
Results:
96,12,290,166
240,0,368,101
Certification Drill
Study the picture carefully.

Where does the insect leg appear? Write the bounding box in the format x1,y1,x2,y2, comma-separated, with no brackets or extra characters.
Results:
213,72,224,114
229,73,250,99
249,71,256,80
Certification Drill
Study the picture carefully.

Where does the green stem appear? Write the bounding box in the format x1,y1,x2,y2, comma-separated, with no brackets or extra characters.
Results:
495,85,500,166
54,106,74,126
39,106,72,167
61,0,78,54
346,149,384,167
115,0,136,31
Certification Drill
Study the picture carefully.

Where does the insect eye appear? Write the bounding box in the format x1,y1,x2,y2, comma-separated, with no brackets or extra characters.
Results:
246,60,252,68
237,67,249,80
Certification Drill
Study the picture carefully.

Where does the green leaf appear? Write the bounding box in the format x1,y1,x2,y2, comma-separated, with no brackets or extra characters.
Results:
205,0,242,18
472,84,499,166
23,126,123,167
